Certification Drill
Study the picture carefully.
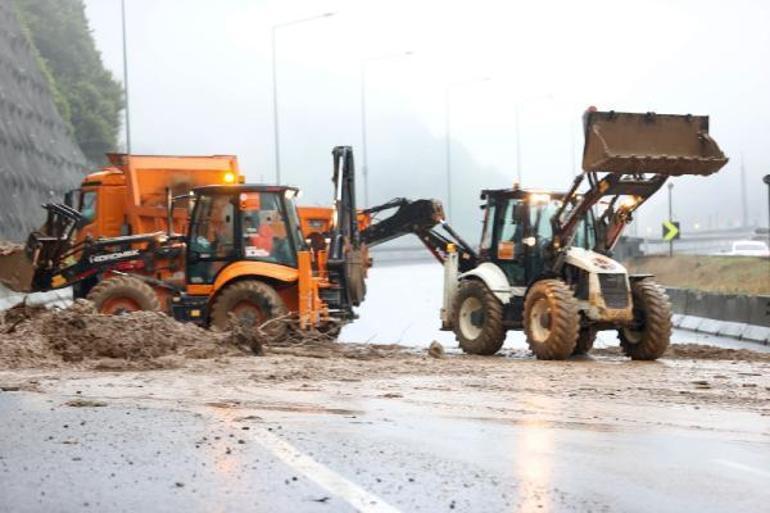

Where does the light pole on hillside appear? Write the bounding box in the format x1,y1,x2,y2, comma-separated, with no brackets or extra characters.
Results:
121,0,131,153
271,12,336,185
360,50,413,208
445,77,490,222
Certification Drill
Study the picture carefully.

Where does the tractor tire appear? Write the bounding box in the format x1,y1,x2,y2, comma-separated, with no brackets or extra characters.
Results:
572,327,597,356
523,279,580,360
618,278,671,360
452,280,506,355
210,280,288,339
86,275,161,315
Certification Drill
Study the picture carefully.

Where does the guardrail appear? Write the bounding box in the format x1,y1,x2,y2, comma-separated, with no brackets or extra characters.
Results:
666,287,770,344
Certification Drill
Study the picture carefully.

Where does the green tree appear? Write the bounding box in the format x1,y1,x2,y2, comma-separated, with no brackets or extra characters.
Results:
14,0,123,165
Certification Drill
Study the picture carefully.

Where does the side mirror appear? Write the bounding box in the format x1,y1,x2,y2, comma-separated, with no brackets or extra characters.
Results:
64,189,78,208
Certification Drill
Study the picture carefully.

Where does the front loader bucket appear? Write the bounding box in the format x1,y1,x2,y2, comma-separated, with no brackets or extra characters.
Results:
582,110,728,176
0,243,35,293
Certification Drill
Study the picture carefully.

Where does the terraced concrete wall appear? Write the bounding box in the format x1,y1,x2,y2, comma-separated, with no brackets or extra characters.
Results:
0,1,87,240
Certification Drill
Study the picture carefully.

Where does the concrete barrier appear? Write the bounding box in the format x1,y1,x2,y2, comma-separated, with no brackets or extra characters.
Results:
666,287,770,344
0,286,72,311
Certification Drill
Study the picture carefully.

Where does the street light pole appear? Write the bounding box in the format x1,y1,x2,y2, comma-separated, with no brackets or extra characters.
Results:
360,51,412,208
763,174,770,248
121,0,131,154
271,12,335,185
667,182,674,257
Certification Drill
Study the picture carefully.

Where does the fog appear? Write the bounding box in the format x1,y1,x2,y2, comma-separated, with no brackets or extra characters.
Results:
84,0,770,239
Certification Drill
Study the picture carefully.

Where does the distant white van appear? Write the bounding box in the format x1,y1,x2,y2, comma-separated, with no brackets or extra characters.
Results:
724,240,770,257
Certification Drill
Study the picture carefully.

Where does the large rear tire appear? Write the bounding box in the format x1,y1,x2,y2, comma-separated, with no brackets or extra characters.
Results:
524,279,579,360
210,280,288,339
618,279,671,360
452,280,505,355
86,275,161,315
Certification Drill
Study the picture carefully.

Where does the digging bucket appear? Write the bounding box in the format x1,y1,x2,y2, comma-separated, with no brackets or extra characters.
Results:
582,109,728,176
0,243,35,293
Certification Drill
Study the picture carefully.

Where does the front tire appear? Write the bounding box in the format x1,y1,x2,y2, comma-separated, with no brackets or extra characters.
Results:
210,280,289,339
618,279,671,360
452,280,505,355
524,279,579,360
86,275,161,315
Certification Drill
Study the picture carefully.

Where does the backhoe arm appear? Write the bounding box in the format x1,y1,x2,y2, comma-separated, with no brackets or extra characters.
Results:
360,198,478,267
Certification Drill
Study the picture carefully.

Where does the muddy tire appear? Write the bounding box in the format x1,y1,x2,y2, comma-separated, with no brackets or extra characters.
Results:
618,279,671,360
210,280,288,339
452,280,505,355
572,327,597,356
524,279,579,360
86,275,161,315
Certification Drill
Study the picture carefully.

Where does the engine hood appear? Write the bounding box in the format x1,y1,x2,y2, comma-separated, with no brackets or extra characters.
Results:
564,247,628,275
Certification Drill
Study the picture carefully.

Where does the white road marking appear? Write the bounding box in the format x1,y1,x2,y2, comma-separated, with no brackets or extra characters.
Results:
714,459,770,478
253,427,403,513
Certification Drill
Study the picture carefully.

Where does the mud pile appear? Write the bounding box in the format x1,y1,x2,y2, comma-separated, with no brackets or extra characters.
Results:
0,300,245,370
593,343,770,362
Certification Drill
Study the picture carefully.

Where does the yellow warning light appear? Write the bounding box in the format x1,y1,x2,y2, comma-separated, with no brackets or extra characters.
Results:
224,172,236,184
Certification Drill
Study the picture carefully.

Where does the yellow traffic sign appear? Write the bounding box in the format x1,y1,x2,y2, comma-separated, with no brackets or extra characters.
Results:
662,220,680,241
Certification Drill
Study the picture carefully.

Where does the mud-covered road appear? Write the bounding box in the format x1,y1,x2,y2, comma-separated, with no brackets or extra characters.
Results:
1,345,769,513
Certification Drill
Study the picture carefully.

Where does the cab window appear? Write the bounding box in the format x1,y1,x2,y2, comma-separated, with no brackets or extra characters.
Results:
190,195,235,259
79,191,98,224
240,192,296,267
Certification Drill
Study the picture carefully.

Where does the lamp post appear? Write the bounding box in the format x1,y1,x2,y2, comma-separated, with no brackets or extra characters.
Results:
445,77,490,222
360,51,413,208
667,182,674,257
763,174,770,248
271,12,335,184
121,0,131,153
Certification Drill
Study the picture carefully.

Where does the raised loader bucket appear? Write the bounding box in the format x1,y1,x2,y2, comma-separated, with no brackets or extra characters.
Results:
0,242,35,293
582,110,728,176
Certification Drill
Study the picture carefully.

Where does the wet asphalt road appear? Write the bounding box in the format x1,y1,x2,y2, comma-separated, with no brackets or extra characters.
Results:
2,391,768,513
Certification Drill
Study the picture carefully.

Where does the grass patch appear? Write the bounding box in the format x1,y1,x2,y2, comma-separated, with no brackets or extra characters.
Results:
624,255,769,295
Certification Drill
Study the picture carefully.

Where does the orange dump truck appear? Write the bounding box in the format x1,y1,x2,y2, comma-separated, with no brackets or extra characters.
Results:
63,154,243,302
70,153,243,243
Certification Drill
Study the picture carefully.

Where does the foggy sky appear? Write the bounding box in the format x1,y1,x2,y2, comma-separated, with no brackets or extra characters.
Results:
83,0,770,240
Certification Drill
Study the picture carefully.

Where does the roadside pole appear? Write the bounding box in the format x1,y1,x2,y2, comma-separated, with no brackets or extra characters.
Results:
763,174,770,248
668,182,674,256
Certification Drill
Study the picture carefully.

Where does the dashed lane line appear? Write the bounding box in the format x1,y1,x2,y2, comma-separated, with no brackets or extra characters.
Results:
252,427,403,513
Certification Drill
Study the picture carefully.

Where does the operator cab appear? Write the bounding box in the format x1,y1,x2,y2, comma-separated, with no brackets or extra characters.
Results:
479,188,596,286
186,184,306,284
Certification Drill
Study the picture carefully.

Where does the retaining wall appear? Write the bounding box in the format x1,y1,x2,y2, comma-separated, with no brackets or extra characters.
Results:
0,2,87,240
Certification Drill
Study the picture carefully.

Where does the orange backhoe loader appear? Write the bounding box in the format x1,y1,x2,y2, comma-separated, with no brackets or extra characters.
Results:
0,147,444,335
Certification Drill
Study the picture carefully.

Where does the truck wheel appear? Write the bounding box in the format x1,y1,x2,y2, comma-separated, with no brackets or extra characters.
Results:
618,279,671,360
452,280,505,355
524,279,579,360
87,275,161,315
572,327,597,356
210,281,288,339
